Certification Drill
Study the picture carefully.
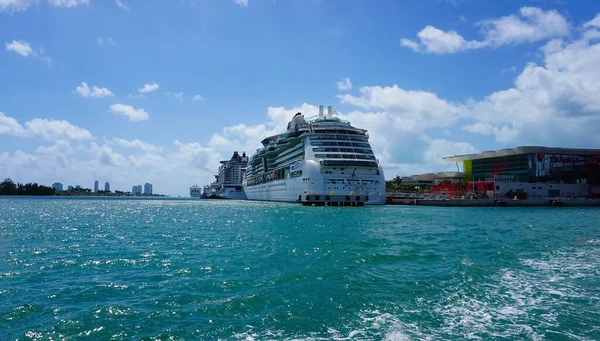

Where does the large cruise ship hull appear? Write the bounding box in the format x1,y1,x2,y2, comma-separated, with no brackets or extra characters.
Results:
244,161,386,205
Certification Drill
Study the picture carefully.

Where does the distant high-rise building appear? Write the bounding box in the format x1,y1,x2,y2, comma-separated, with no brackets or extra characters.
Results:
52,182,63,191
94,180,99,192
144,183,153,195
67,185,74,191
75,185,81,190
132,185,142,195
104,182,110,192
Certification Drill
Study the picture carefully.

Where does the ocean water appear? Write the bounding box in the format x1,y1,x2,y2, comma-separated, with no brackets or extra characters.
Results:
1,197,599,340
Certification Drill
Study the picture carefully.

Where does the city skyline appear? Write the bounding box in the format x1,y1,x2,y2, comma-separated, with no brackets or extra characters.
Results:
1,1,600,196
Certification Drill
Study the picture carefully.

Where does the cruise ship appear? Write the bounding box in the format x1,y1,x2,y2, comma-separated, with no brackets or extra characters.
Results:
190,184,202,198
243,105,386,205
215,151,248,200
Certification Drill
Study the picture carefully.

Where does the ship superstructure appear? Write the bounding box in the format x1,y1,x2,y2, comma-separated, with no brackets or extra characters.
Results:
190,184,202,198
243,105,386,204
215,151,248,199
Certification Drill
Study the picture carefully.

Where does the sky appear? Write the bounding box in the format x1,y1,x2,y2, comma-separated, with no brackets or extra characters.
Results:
1,0,600,196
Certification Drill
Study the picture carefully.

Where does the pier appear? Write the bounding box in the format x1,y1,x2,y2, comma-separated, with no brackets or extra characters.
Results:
301,194,368,206
386,193,600,207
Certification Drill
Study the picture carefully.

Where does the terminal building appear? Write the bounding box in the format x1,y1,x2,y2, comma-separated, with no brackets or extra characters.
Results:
441,146,600,199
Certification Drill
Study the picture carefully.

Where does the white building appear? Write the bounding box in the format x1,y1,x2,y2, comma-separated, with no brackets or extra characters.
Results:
132,185,142,195
94,180,99,192
144,183,153,195
52,182,63,191
105,182,110,192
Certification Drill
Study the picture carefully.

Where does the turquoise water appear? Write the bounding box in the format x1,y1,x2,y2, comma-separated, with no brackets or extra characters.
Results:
1,198,599,340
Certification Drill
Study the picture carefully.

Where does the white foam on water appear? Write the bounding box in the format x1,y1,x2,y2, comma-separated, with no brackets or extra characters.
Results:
231,246,599,341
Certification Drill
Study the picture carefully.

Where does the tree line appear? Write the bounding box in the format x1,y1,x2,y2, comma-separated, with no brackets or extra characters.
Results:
0,178,56,196
385,175,432,193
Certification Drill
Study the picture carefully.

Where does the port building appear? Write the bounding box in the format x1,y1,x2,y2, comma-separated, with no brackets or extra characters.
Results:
441,146,600,199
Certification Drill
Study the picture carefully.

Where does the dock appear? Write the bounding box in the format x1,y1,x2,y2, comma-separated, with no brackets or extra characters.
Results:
301,194,368,206
386,196,600,207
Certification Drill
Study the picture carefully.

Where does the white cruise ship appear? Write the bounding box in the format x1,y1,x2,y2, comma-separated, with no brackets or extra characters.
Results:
215,151,248,200
190,184,202,198
243,105,386,205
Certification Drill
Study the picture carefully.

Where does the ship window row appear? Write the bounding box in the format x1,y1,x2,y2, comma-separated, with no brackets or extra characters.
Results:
310,141,371,147
309,135,367,142
309,129,363,136
315,154,376,160
312,147,373,154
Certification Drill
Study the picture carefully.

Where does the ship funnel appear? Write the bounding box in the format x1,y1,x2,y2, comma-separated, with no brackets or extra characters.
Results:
319,105,324,117
327,106,333,117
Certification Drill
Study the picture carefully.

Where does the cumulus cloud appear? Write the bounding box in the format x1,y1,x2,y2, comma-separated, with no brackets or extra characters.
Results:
5,40,51,64
0,112,93,141
107,138,161,152
0,0,33,12
109,104,149,121
138,81,159,93
75,82,114,98
114,0,129,10
336,77,352,91
1,0,89,11
5,40,33,56
401,7,569,54
233,0,247,7
337,85,464,127
193,94,205,101
583,14,600,29
47,0,88,7
166,92,184,101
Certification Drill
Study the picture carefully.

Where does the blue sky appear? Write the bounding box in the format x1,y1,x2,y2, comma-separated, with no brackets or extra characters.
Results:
1,0,600,196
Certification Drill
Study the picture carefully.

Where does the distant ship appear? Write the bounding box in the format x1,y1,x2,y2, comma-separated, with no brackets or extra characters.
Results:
215,151,248,200
200,151,249,200
189,184,202,198
243,105,386,204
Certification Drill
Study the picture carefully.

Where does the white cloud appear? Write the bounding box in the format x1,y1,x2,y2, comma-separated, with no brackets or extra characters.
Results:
109,104,149,121
423,139,479,164
36,140,73,155
5,40,51,64
461,122,494,135
1,112,93,141
25,119,93,141
97,37,115,46
407,25,484,54
89,142,126,167
1,0,90,11
47,0,88,8
0,0,33,12
114,0,129,10
233,0,247,7
401,7,569,54
0,112,27,136
138,81,159,93
477,7,569,47
583,14,600,29
400,38,420,52
167,92,184,101
337,85,463,127
108,138,161,152
336,77,352,91
193,94,205,101
5,40,33,57
75,82,114,98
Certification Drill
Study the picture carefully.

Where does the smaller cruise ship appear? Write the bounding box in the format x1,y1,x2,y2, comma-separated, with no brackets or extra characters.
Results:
200,151,249,200
189,184,202,198
215,151,248,200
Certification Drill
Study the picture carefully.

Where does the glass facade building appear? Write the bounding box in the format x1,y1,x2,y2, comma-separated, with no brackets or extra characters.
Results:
445,147,600,185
